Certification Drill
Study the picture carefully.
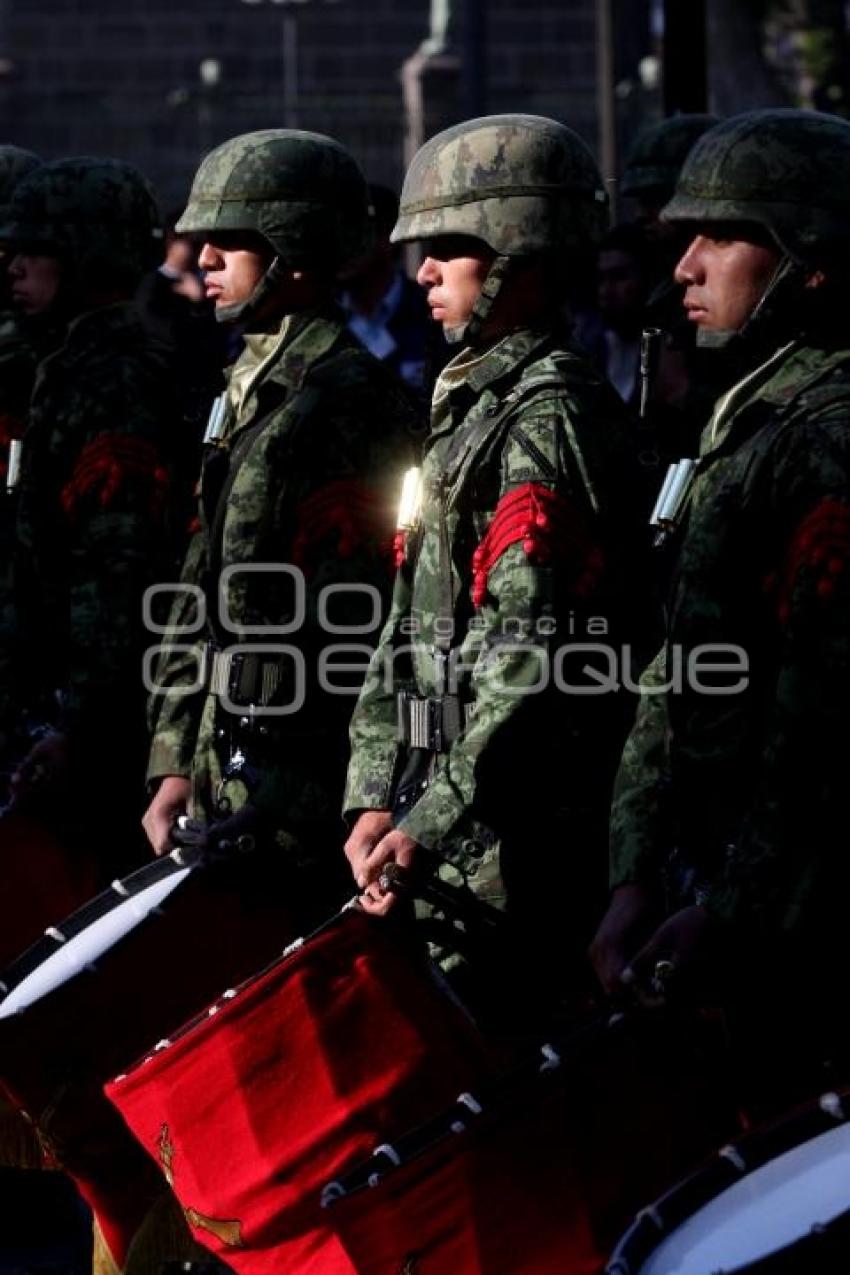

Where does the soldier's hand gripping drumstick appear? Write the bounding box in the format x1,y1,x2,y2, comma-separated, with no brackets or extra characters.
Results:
142,775,191,857
620,904,717,1006
344,810,417,917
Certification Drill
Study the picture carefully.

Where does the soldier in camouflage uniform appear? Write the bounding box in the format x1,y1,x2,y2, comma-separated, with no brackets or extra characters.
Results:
0,157,201,1275
0,157,175,867
143,130,418,915
590,110,850,1105
343,115,653,1031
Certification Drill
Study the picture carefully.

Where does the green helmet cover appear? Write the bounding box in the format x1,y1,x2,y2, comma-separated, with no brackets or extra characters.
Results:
663,108,850,264
0,156,163,279
176,129,370,272
392,113,609,254
620,114,720,200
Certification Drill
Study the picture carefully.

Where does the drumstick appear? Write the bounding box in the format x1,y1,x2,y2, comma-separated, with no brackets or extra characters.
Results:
377,861,507,931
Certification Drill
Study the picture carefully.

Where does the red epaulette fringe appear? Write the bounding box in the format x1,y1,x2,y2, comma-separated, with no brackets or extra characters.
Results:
471,481,604,609
61,433,169,519
768,498,850,624
291,478,392,569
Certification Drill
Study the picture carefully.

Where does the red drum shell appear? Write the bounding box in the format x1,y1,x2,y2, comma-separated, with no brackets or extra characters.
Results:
105,909,498,1275
323,1012,736,1275
325,1076,603,1275
0,809,99,969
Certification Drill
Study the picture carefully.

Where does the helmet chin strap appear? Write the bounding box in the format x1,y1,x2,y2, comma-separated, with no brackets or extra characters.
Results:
696,255,805,353
443,254,515,347
214,255,290,327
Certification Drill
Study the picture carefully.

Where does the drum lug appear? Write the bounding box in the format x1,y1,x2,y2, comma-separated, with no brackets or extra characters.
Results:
719,1144,747,1173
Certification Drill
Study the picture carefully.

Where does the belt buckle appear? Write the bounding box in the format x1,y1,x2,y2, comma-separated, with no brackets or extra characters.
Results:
227,652,247,705
428,697,443,752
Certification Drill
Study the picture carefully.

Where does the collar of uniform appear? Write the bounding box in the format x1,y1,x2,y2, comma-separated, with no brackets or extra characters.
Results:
430,327,553,435
262,306,344,395
703,339,850,455
63,299,138,347
748,340,850,411
229,307,343,422
704,340,798,454
462,326,554,396
37,301,141,382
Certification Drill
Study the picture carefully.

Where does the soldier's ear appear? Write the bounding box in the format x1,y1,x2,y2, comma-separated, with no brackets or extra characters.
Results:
804,269,827,290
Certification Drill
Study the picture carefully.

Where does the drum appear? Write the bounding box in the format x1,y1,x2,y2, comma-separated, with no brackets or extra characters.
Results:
606,1088,850,1274
0,846,307,1273
106,913,737,1275
105,907,500,1275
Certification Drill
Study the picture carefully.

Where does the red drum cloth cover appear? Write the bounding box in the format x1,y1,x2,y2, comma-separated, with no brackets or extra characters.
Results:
324,1073,604,1275
106,910,537,1274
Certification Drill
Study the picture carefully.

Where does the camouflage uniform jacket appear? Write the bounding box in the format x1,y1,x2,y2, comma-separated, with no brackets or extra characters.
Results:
0,301,175,738
147,307,418,847
345,326,651,910
610,338,850,939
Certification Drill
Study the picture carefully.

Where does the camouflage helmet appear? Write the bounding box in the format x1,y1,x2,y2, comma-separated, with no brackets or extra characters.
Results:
0,156,163,279
663,109,850,265
176,129,370,272
0,146,41,220
620,114,719,200
391,114,609,254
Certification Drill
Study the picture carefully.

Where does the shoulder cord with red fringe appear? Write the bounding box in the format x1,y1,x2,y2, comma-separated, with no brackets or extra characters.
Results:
470,481,604,609
765,497,850,625
291,477,395,574
61,433,169,520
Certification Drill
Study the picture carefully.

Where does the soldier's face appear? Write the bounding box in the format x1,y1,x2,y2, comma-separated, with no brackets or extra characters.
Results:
7,253,62,315
674,224,782,332
416,236,494,331
198,232,273,309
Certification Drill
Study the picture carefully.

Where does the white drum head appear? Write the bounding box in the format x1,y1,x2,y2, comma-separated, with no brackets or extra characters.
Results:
640,1121,850,1273
0,866,192,1019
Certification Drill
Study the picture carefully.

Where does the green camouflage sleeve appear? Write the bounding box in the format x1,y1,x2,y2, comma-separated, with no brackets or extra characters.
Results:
146,529,209,782
706,417,850,931
608,645,671,888
343,565,413,817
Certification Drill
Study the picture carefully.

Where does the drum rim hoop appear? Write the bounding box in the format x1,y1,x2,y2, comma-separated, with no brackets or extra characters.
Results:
606,1090,850,1273
0,850,201,1007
